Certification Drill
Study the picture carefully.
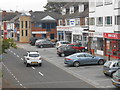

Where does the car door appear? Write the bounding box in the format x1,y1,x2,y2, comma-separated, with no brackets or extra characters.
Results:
77,54,87,65
84,54,96,64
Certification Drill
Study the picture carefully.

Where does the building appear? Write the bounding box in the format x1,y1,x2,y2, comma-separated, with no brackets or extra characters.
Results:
57,2,89,47
7,11,61,43
89,0,120,59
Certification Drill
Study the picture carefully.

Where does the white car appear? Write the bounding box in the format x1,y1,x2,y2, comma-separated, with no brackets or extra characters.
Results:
24,51,42,67
56,41,70,49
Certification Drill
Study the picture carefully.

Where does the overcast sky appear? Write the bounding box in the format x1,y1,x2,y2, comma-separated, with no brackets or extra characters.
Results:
0,0,48,11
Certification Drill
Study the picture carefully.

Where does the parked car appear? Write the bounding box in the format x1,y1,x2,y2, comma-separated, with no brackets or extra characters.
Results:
56,41,70,49
29,37,44,46
66,44,86,52
35,40,54,48
57,45,79,57
23,51,42,67
111,69,120,88
103,60,120,77
64,53,105,67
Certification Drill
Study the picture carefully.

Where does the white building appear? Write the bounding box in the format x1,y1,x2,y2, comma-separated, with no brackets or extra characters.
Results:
89,0,120,59
57,2,89,47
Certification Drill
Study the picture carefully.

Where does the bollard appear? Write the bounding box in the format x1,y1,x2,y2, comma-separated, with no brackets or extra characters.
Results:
108,55,110,61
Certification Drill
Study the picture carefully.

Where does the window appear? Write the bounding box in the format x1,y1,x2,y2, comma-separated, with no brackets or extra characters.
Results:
42,23,46,28
50,34,54,39
105,16,112,25
59,20,63,26
75,18,80,25
25,21,28,28
66,19,70,25
26,30,28,36
96,1,103,7
97,38,103,50
104,0,112,5
21,30,23,36
79,4,84,12
115,15,120,25
21,21,23,28
35,23,42,27
89,18,95,25
70,6,74,14
96,17,103,25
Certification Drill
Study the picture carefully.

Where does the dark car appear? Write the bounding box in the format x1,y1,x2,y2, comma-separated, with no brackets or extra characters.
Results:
35,40,54,48
103,60,120,77
112,69,120,88
29,37,44,46
57,45,79,57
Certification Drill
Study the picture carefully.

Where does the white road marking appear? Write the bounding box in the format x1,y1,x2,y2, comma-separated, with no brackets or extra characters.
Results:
39,72,44,76
21,58,23,61
32,67,35,70
2,62,26,88
17,55,19,57
14,53,16,55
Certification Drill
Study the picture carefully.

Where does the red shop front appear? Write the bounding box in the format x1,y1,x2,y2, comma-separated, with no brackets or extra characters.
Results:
104,33,120,59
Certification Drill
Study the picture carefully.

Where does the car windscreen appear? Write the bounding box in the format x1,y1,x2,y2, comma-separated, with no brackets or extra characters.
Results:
29,54,39,57
104,61,112,67
61,42,70,44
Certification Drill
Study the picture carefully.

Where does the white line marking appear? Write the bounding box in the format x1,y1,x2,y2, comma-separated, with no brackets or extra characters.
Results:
20,84,23,86
17,55,19,57
21,58,23,61
14,53,16,55
32,67,35,70
17,81,20,83
39,72,44,76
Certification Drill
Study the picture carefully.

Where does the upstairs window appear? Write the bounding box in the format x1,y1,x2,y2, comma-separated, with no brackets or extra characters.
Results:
115,15,120,25
59,19,63,26
96,17,103,26
96,1,103,7
105,16,112,25
75,18,80,25
62,8,66,15
89,17,95,25
25,21,28,28
104,0,112,5
79,4,84,12
21,21,23,28
70,6,74,14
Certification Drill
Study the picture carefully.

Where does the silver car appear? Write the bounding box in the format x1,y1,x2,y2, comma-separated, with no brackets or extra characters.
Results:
112,69,120,88
103,60,120,77
64,53,105,67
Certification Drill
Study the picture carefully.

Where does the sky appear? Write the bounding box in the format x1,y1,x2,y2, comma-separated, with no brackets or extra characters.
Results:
0,0,48,11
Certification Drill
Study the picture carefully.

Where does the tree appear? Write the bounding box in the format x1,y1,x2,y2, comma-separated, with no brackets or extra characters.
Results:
1,38,17,54
44,2,67,14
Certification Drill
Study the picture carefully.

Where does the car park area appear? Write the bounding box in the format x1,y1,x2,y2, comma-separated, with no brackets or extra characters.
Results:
17,43,117,88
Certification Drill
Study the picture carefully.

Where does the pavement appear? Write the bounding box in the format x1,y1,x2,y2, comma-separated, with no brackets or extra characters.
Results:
0,61,2,90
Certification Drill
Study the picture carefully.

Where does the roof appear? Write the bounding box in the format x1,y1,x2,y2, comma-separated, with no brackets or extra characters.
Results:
2,13,18,21
30,11,61,23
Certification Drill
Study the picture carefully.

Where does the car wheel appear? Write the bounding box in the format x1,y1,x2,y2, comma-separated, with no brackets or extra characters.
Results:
73,62,80,67
82,49,85,52
39,63,42,66
26,64,30,67
98,60,104,65
40,45,43,48
61,53,65,57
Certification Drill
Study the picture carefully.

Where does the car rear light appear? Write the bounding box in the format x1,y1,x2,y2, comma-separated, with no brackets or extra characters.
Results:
117,79,120,82
65,58,72,60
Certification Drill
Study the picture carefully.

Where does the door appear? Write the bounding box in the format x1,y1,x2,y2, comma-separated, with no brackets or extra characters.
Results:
111,41,118,57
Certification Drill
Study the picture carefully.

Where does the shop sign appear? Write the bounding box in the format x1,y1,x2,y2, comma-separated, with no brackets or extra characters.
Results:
57,26,72,31
70,19,75,26
104,33,120,39
94,32,103,37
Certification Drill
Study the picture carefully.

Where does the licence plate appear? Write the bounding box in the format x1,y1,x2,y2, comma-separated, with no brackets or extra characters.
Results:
31,62,38,63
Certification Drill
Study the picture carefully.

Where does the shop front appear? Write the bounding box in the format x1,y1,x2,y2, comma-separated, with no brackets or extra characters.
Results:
104,33,120,59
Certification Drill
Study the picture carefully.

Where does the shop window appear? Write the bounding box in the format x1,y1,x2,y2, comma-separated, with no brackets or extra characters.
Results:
75,18,80,25
50,34,54,39
105,16,112,25
66,19,70,26
97,38,103,50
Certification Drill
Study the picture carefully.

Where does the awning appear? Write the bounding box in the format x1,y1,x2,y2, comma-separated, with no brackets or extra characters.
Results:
32,31,47,34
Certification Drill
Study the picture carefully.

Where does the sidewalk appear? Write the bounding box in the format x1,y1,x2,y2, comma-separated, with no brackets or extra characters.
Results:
0,62,2,90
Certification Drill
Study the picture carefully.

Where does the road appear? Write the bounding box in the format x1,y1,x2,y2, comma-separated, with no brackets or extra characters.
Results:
2,46,95,88
16,43,116,88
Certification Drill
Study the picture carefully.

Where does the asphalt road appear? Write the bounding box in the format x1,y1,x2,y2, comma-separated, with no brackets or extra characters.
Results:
2,47,95,88
17,43,116,88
